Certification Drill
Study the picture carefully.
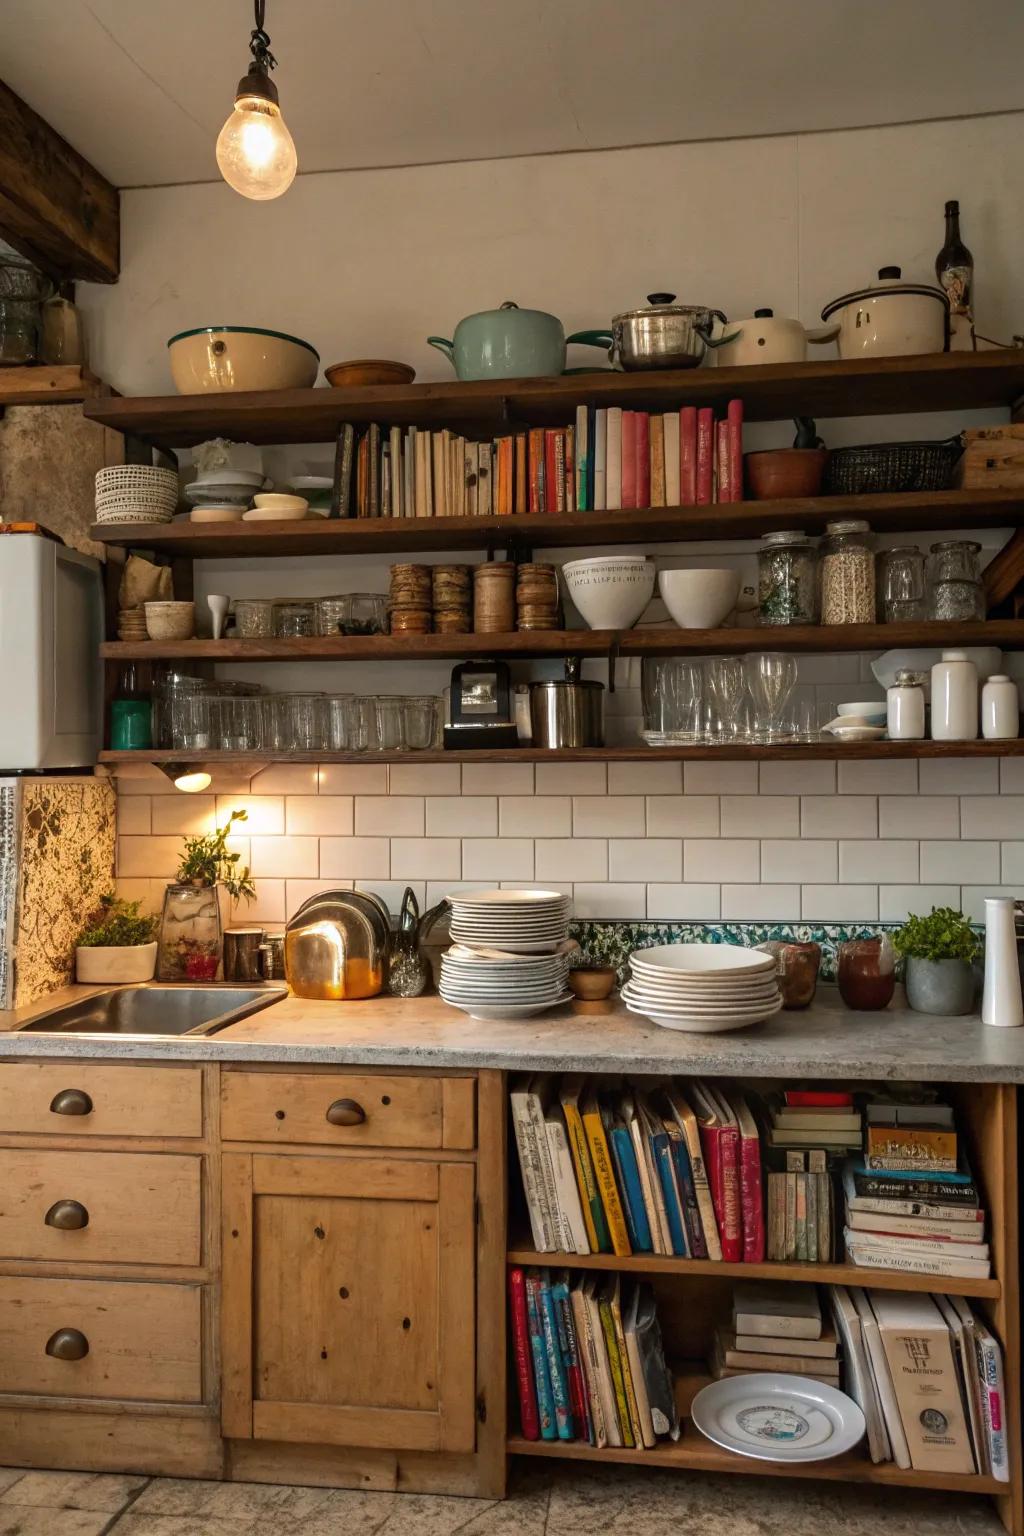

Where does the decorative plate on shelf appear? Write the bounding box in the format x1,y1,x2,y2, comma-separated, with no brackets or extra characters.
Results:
691,1374,866,1463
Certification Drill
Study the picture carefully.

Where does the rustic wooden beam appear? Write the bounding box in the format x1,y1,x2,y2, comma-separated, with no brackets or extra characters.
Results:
0,77,119,282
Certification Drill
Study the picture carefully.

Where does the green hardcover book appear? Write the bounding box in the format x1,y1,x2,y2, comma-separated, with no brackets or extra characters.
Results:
598,1292,634,1448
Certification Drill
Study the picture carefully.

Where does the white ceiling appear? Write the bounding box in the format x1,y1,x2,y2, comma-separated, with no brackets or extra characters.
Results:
2,0,1023,189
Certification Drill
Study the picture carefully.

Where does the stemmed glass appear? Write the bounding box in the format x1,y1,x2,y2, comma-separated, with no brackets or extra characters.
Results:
744,653,798,744
704,656,747,744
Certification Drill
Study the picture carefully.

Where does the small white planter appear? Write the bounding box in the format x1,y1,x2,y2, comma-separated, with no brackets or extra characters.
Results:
76,941,158,985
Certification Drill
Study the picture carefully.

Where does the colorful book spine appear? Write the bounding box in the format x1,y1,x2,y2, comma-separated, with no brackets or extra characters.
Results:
727,397,744,501
663,412,679,506
594,408,608,510
514,432,528,514
508,1267,539,1439
716,419,731,502
544,430,559,514
564,424,575,513
586,406,597,510
635,411,651,508
524,1270,556,1439
679,406,697,503
538,1274,574,1439
575,404,588,510
695,407,714,504
610,1125,653,1252
652,1129,688,1256
582,1097,632,1256
606,406,623,509
599,1296,634,1448
669,1133,706,1259
620,410,637,509
561,1087,611,1251
553,1277,590,1444
528,428,545,513
649,412,665,508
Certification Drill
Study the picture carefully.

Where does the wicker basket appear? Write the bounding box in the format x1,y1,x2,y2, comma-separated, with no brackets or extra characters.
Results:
823,435,964,495
96,465,179,498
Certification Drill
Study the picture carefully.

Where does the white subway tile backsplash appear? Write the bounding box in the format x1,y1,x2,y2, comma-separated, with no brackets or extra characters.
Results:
1002,842,1024,882
535,762,607,795
319,837,390,879
607,761,682,795
389,763,460,795
838,761,918,795
318,764,388,795
759,761,835,794
961,886,1023,922
357,879,425,912
426,797,496,837
227,879,286,926
251,763,319,795
575,797,644,837
801,885,878,921
721,884,801,919
287,878,352,910
919,758,999,795
685,839,759,883
647,883,721,919
462,838,534,880
427,881,482,904
463,763,534,795
645,796,719,836
117,797,151,835
390,838,462,880
801,795,876,838
572,883,647,919
721,797,799,838
286,796,354,836
762,839,837,883
356,797,424,836
117,835,182,878
920,840,999,883
249,836,319,879
1000,759,1024,794
500,796,570,837
216,795,285,835
685,761,757,794
536,839,608,881
878,796,959,839
150,796,217,836
610,839,681,881
840,840,918,883
961,796,1024,838
879,884,961,921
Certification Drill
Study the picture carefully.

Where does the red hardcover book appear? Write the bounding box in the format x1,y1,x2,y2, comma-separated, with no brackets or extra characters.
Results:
564,424,575,514
544,430,560,514
635,412,651,508
716,419,731,502
508,1267,540,1439
784,1090,854,1107
679,406,697,503
727,397,744,502
528,427,546,513
695,408,714,505
621,411,638,509
692,1081,742,1262
727,1089,765,1264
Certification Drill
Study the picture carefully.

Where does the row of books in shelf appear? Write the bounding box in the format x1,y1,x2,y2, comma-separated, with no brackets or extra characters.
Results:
333,399,745,518
510,1078,989,1280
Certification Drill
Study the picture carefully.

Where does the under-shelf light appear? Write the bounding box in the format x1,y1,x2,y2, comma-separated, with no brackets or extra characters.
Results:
161,763,213,794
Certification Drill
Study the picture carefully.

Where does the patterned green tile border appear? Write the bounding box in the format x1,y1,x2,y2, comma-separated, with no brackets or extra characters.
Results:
570,919,900,982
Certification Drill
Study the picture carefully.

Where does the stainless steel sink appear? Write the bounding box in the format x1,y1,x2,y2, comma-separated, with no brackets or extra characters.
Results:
17,984,287,1039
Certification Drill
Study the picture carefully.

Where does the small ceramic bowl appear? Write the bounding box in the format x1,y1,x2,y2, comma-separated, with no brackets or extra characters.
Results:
252,493,309,513
836,700,887,721
325,359,416,387
568,965,617,1001
144,601,195,640
190,505,245,522
744,448,827,500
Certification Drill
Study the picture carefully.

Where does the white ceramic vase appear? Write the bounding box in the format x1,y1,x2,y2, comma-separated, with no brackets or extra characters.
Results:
981,898,1023,1028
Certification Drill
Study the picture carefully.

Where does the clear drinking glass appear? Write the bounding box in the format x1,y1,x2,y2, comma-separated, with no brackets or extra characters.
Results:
641,658,704,744
375,697,407,752
879,545,926,623
704,656,747,744
171,688,212,751
321,694,354,751
267,693,323,751
402,696,440,751
744,653,798,743
209,693,263,751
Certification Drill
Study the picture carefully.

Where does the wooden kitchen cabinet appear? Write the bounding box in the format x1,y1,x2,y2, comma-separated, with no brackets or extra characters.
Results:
221,1150,477,1454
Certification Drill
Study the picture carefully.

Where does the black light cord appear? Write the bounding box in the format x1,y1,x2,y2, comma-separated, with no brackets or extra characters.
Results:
249,0,277,71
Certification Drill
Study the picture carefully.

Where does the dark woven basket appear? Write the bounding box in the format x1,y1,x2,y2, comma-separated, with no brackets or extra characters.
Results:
823,434,964,495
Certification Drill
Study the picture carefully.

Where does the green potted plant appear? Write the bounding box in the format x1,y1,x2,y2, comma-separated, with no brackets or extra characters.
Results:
158,810,256,981
75,894,159,984
892,906,981,1016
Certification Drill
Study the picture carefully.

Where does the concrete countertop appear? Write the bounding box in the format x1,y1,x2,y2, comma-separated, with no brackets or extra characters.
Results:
1,983,1023,1082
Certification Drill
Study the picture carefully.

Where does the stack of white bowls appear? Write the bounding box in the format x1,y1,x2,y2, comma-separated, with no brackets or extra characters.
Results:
439,943,572,1021
95,466,179,526
448,889,571,952
622,943,782,1033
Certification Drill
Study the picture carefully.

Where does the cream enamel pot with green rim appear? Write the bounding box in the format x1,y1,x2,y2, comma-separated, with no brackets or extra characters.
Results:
714,308,839,366
427,301,605,380
821,267,949,359
167,326,320,393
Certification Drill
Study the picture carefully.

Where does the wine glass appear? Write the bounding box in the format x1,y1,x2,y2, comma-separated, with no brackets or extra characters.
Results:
705,656,747,744
744,653,798,743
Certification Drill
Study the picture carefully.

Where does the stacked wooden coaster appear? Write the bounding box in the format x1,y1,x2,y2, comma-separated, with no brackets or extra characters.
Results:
473,562,516,633
432,565,471,634
388,564,432,634
515,563,560,631
117,605,149,641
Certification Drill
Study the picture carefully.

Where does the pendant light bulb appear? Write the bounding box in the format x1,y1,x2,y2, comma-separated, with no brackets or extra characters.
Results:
216,0,296,201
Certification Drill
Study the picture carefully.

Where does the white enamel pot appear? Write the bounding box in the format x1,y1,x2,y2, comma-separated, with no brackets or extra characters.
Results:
715,309,839,366
821,266,949,359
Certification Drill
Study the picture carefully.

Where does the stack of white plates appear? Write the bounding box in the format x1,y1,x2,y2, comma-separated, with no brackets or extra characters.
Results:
439,944,572,1020
448,889,571,954
185,468,266,508
622,943,781,1033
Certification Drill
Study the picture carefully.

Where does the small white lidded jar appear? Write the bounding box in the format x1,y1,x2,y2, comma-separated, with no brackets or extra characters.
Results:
982,674,1020,740
930,649,979,741
886,669,926,740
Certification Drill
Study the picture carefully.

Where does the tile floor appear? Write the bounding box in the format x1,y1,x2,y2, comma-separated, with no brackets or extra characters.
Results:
0,1463,1004,1536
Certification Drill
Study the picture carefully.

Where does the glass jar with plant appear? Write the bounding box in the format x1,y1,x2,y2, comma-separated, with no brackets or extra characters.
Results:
158,809,256,981
75,894,160,984
893,906,981,1017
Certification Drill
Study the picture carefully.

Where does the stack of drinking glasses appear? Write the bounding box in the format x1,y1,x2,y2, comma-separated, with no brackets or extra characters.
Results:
641,654,822,746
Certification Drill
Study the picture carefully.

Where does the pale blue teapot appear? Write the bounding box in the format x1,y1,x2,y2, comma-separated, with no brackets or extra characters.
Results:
428,300,601,380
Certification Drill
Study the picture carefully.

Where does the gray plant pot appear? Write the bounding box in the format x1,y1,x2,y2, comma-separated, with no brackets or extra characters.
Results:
904,955,976,1016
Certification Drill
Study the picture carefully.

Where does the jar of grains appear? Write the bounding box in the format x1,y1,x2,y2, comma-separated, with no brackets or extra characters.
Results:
819,518,875,625
757,531,817,625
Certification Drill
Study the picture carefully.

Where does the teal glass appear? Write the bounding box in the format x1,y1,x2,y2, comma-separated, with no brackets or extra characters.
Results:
110,697,152,750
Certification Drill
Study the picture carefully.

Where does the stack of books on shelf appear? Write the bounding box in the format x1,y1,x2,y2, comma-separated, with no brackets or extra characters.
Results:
710,1281,840,1386
830,1285,1008,1478
332,399,744,519
509,1074,763,1263
842,1100,990,1280
509,1267,679,1447
761,1089,859,1263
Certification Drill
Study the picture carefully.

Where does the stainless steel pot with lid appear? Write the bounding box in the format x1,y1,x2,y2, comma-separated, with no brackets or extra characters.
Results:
574,293,729,371
285,889,391,1000
529,658,605,747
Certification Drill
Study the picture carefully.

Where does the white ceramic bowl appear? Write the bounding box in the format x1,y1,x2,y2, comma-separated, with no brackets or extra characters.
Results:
630,942,775,977
561,557,655,630
836,700,887,719
144,601,195,641
167,326,319,394
657,568,741,629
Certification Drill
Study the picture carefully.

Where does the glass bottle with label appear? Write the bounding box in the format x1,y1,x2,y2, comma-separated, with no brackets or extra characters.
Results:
935,199,974,350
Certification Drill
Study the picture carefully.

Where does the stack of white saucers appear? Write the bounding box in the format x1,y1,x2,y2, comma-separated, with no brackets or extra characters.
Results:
448,889,571,954
439,943,572,1020
622,943,781,1034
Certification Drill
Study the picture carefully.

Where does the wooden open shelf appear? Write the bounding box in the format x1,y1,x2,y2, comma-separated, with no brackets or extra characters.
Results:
99,619,1024,664
505,1242,1000,1299
0,364,107,406
82,351,1024,445
89,488,1024,558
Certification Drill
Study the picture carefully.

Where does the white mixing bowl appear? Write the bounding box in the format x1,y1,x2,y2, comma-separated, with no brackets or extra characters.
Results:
562,556,655,630
658,568,740,629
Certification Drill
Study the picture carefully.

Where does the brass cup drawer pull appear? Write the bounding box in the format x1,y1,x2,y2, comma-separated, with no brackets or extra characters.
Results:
44,1199,90,1231
45,1327,89,1361
49,1089,93,1117
325,1098,366,1127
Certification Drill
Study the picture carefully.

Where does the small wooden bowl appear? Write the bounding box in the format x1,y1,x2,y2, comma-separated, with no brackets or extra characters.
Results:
325,359,416,388
744,448,827,500
568,966,617,1001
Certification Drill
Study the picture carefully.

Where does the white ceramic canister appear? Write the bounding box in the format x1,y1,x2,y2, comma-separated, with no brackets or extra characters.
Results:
930,650,978,741
981,674,1020,740
982,897,1024,1028
886,669,926,740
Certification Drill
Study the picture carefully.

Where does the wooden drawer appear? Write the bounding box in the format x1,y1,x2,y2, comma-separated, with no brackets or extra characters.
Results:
0,1061,203,1138
221,1071,475,1150
0,1149,202,1267
0,1275,203,1403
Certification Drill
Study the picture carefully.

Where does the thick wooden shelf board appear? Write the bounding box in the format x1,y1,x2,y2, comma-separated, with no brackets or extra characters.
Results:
83,351,1024,446
0,365,107,405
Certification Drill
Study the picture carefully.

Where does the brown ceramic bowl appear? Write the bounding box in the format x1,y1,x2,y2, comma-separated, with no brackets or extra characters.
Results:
744,447,827,501
324,359,416,388
568,965,617,1001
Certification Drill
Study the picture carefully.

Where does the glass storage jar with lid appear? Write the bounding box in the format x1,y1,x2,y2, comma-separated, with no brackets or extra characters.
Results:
757,531,817,626
273,601,315,638
928,540,985,620
879,545,926,622
819,518,875,625
234,598,276,638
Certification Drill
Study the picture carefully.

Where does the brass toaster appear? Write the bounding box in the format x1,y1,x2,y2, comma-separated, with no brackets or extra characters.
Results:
284,889,390,1000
